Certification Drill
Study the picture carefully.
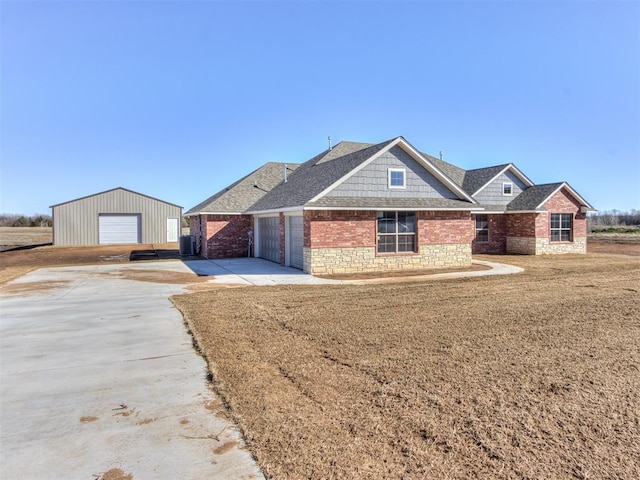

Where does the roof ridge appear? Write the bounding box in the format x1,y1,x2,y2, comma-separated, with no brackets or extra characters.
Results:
465,163,510,173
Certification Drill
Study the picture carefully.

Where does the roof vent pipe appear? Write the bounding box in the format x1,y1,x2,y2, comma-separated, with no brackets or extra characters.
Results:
439,151,444,161
328,136,332,150
284,164,288,183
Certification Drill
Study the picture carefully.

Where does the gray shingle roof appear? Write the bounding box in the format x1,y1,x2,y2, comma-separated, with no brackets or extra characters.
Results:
306,197,481,210
462,164,510,195
247,139,397,212
506,183,564,211
186,137,592,216
424,155,467,187
184,162,299,215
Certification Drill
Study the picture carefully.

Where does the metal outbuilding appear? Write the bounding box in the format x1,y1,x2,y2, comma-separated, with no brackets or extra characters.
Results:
51,187,183,246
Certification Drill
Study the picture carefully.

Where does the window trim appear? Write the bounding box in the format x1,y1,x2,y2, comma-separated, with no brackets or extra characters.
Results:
475,214,489,243
550,213,573,243
502,182,513,196
388,168,406,189
377,211,417,254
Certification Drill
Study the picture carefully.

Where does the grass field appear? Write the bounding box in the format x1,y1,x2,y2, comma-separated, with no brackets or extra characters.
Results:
173,252,640,479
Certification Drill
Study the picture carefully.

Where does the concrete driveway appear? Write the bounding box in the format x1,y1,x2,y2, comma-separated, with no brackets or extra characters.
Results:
0,261,264,480
0,257,522,479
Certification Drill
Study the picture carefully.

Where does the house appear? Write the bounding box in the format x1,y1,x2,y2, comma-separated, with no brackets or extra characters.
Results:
185,137,594,275
51,187,183,246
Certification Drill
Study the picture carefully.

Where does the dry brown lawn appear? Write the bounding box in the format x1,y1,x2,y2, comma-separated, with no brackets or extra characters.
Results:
174,250,640,479
0,241,180,284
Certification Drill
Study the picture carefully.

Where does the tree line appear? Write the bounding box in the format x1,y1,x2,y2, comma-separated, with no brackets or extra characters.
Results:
0,213,53,227
588,209,640,228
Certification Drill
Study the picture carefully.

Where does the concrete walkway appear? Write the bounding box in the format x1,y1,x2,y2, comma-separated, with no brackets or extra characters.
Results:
0,262,264,480
0,257,522,479
182,257,524,286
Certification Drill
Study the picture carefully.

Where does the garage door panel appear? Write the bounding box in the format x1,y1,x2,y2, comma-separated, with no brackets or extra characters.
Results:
99,214,141,244
288,216,304,270
258,217,280,263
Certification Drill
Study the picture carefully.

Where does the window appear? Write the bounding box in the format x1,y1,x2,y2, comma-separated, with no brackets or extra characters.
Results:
502,182,513,196
550,213,572,242
388,168,406,189
377,211,416,253
475,215,489,243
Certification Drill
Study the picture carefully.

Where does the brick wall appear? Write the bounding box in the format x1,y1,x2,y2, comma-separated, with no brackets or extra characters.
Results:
305,210,376,248
302,210,473,275
542,187,587,237
473,214,507,254
419,211,475,245
201,214,252,259
189,215,202,254
506,213,538,238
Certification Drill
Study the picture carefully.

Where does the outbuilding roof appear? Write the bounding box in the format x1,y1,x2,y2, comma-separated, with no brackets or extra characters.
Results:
50,187,182,209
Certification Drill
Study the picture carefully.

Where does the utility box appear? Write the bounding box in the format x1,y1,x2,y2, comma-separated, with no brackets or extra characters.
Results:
179,235,195,256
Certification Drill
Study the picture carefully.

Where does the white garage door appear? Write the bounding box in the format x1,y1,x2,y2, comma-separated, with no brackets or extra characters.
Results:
258,217,280,263
99,214,141,244
288,216,304,270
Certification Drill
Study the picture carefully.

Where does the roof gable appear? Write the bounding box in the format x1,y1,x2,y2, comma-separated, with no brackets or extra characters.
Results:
507,182,595,211
50,187,182,209
307,137,476,205
247,137,476,213
465,164,534,196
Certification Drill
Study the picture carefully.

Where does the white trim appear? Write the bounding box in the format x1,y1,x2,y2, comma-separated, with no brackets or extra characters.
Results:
284,215,291,266
252,217,259,258
502,182,514,196
246,206,304,215
307,137,478,205
184,211,243,217
303,206,484,212
505,210,546,214
472,164,535,196
388,168,406,189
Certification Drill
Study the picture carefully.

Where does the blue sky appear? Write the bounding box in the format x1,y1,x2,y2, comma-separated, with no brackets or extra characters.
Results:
1,0,638,215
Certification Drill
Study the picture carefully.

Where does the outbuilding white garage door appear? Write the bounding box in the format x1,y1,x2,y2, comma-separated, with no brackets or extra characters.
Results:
258,217,280,263
288,216,304,270
99,214,141,244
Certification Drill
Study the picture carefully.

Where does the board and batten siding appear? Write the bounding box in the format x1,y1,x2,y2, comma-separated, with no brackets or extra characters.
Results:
472,170,527,208
52,188,182,246
326,146,458,200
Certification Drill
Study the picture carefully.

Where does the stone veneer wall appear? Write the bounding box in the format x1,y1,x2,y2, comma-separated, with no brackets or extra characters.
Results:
303,210,473,275
304,244,471,275
506,236,587,254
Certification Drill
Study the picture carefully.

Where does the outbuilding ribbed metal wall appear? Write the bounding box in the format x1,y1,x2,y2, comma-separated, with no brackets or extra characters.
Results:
51,188,182,246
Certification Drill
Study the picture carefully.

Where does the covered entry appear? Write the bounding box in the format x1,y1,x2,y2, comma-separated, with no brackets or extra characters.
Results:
257,217,280,263
98,214,141,244
287,215,304,270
